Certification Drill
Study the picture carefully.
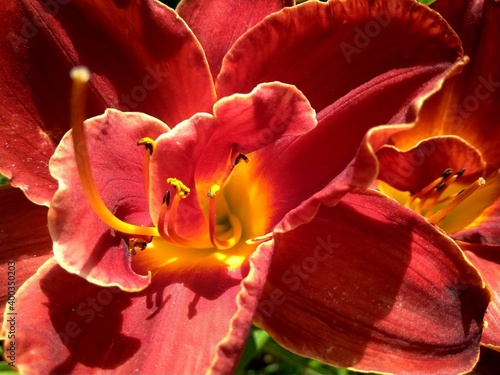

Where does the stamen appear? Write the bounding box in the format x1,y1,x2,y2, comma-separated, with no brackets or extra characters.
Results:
208,184,242,250
137,137,156,203
406,168,455,212
157,179,193,246
246,233,273,245
70,66,158,237
137,137,156,155
428,178,486,224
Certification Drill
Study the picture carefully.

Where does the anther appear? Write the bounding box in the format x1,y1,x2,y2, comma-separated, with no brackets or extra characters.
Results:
137,137,156,155
157,178,193,246
167,178,190,199
435,180,447,191
234,153,249,166
454,168,466,179
162,190,171,206
207,184,220,198
441,168,454,179
127,237,152,256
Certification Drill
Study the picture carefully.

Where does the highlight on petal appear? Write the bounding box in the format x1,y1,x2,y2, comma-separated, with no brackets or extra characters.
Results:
458,241,500,349
256,190,490,375
217,0,463,113
49,110,169,291
0,0,215,204
177,0,293,79
3,257,246,374
0,186,52,326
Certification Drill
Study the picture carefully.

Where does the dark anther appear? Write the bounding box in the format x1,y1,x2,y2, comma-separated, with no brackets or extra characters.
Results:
234,153,249,166
128,237,151,256
435,180,447,191
137,139,154,155
441,168,454,179
162,190,171,206
454,168,466,179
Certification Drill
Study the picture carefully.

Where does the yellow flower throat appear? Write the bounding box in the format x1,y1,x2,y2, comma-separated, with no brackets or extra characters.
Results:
70,67,265,269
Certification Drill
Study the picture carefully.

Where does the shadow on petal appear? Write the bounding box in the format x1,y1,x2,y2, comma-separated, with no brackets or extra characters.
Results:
257,190,488,374
38,265,141,373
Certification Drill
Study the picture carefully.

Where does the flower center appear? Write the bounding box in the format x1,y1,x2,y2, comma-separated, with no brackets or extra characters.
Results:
70,67,258,267
378,167,486,230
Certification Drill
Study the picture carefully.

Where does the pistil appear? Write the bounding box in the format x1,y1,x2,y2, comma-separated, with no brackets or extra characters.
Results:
70,66,158,237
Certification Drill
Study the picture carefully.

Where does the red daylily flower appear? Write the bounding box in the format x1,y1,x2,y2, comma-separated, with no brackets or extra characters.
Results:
0,0,493,374
366,0,500,359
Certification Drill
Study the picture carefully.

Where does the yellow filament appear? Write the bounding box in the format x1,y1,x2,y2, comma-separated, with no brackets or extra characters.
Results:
208,184,242,250
166,193,194,246
428,178,486,224
70,66,158,237
156,178,199,247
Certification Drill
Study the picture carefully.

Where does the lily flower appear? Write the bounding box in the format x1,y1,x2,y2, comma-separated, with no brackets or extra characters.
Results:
0,0,492,374
368,0,500,356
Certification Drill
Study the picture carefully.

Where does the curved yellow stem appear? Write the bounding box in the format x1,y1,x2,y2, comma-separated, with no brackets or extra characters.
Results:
70,66,159,237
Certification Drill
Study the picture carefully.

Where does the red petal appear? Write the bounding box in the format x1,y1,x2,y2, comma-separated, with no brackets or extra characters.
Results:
177,0,292,79
258,60,464,232
217,0,462,113
460,241,500,348
432,0,485,54
4,257,248,374
0,186,52,326
0,0,215,205
49,110,169,291
257,190,489,374
377,136,486,192
149,113,214,242
390,0,500,173
453,197,500,246
197,82,316,200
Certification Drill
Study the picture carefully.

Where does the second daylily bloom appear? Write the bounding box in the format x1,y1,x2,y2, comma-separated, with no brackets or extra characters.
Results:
373,0,500,350
0,0,495,374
